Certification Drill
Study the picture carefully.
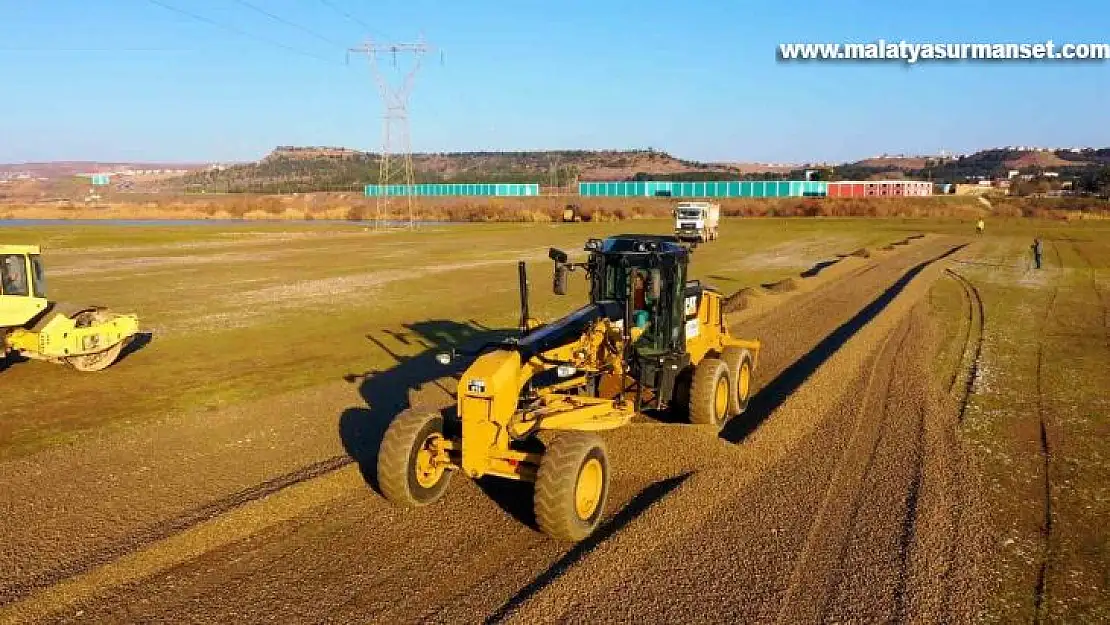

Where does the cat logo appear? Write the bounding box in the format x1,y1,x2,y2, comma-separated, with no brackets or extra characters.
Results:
467,379,487,394
684,295,698,316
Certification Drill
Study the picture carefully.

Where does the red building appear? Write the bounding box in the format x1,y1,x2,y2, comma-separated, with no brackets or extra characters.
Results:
827,180,933,198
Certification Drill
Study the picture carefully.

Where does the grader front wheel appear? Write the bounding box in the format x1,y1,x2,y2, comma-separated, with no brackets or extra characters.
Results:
377,410,453,507
534,433,610,542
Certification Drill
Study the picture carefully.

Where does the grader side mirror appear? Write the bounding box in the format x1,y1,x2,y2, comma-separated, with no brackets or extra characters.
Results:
548,247,568,264
554,264,568,295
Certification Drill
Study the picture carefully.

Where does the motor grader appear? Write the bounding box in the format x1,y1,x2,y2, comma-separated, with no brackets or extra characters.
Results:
1,245,139,372
376,234,760,542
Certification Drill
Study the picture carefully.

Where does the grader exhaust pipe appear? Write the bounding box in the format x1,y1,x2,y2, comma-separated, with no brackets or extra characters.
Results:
518,261,531,336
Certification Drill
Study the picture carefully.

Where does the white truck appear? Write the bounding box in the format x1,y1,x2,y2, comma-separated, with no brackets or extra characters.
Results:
673,201,721,243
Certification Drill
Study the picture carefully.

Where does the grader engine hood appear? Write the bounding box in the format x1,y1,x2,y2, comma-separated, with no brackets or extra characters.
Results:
515,301,623,360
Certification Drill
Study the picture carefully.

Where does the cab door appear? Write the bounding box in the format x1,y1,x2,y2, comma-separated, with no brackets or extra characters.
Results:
0,254,49,327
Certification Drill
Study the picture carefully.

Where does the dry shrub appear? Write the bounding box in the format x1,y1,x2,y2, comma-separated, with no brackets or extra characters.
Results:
345,205,364,221
9,189,1027,223
258,197,284,215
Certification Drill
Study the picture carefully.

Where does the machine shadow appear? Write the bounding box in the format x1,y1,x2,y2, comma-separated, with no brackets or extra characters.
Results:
115,331,153,364
337,320,516,496
799,258,841,278
720,243,968,444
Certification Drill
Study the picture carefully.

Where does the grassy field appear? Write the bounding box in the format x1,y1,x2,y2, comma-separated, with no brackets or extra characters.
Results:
2,217,943,459
925,221,1110,622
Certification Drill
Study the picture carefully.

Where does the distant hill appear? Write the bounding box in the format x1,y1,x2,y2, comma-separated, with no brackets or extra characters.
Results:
855,156,930,170
7,146,1110,196
0,161,209,178
841,149,1109,181
169,148,766,193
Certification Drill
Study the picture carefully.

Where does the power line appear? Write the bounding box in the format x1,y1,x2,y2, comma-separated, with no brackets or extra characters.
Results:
228,0,346,49
316,0,377,36
143,0,336,63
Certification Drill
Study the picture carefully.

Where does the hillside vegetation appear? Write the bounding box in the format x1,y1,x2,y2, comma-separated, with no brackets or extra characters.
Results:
159,146,1110,195
170,148,750,194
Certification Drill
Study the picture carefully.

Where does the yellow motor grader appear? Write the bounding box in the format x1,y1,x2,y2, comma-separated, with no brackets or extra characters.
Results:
376,234,760,542
1,245,139,372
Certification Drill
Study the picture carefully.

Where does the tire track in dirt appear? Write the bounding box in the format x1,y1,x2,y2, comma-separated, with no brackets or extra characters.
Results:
936,265,988,620
892,322,927,623
1033,344,1053,624
945,268,985,417
773,315,914,624
0,455,354,605
1032,240,1061,623
819,300,977,624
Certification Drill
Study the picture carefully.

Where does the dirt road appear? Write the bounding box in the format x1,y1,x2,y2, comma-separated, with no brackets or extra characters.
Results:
0,235,986,624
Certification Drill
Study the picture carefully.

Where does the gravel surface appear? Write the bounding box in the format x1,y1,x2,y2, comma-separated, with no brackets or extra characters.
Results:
0,235,988,624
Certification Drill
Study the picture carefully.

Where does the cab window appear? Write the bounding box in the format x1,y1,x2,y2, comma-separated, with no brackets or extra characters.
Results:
30,255,47,298
1,254,29,296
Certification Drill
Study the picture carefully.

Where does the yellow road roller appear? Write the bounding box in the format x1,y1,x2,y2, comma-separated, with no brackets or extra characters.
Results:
1,245,139,371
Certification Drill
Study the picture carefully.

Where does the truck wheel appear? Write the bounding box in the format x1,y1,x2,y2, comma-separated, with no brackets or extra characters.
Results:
377,410,453,507
721,347,755,415
689,357,731,429
534,433,609,542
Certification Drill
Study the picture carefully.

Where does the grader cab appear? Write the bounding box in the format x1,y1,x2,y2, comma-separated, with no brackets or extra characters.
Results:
375,234,760,541
1,245,139,372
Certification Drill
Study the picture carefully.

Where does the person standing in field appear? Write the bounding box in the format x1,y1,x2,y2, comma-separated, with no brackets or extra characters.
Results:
976,219,985,235
1032,238,1043,269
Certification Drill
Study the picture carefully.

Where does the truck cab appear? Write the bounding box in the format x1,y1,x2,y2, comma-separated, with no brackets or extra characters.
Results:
673,201,720,243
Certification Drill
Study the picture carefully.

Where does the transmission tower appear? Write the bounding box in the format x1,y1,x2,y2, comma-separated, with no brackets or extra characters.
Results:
349,37,433,229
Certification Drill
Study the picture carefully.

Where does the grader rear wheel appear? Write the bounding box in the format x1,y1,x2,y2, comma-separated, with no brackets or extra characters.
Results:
534,432,610,542
689,357,732,429
65,310,126,372
721,347,755,415
377,410,453,507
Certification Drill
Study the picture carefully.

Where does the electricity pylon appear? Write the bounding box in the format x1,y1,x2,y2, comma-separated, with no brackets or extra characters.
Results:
349,37,432,229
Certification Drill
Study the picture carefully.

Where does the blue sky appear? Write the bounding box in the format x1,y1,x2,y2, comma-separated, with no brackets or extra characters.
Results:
1,0,1108,164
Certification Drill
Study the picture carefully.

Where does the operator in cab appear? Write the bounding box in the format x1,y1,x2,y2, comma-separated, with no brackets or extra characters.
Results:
631,269,658,337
